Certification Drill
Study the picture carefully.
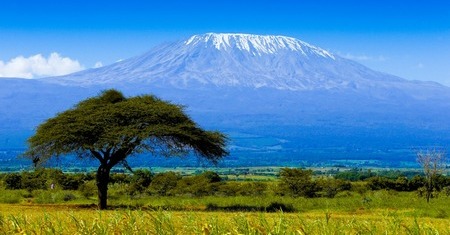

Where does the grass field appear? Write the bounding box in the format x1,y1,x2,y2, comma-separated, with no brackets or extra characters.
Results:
1,204,449,234
1,191,450,234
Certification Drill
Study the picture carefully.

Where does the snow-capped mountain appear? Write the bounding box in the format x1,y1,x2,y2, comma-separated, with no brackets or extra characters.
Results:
1,33,450,166
48,33,416,91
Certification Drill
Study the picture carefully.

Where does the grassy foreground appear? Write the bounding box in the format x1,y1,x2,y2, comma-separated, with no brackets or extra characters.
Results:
1,201,449,234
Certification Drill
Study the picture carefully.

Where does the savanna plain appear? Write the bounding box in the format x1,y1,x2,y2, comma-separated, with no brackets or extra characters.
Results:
0,168,450,234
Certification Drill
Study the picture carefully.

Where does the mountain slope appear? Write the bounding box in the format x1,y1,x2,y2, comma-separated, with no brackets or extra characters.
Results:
47,33,428,91
1,33,450,166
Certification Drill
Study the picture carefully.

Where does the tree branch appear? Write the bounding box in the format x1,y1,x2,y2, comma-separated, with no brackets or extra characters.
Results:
90,149,106,165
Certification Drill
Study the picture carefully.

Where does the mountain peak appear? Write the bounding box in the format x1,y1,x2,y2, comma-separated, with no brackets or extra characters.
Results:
48,32,410,90
185,33,335,59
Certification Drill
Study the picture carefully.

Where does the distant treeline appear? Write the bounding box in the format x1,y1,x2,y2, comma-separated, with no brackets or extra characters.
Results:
1,168,450,202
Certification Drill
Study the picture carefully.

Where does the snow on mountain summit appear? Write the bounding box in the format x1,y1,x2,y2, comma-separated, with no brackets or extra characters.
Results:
185,33,335,59
48,33,415,90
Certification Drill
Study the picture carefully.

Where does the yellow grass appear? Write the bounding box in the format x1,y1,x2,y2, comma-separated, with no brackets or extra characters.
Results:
1,204,449,234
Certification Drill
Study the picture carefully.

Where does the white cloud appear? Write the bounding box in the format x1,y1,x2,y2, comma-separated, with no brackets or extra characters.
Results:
341,53,386,62
94,61,103,68
0,53,84,79
417,63,424,69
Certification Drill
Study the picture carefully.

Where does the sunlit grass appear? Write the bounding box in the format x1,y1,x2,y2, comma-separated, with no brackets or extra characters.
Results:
0,204,449,234
1,188,450,233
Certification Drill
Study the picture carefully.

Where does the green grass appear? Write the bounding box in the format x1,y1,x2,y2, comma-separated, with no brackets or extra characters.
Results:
1,187,450,233
2,187,449,219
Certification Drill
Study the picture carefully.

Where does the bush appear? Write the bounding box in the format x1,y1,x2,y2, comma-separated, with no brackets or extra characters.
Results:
148,172,180,196
317,178,351,198
79,180,97,198
175,176,213,196
366,176,420,192
4,173,22,190
278,168,318,198
443,186,450,196
110,173,132,184
0,190,23,203
21,171,48,192
173,171,223,197
335,168,376,181
200,171,221,183
128,169,153,195
58,173,87,190
62,193,76,201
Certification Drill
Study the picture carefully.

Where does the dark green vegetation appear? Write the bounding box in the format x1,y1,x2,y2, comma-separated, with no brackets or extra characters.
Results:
23,90,228,209
1,168,450,210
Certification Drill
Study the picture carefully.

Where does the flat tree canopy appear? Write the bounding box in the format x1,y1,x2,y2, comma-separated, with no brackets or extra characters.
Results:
25,89,228,209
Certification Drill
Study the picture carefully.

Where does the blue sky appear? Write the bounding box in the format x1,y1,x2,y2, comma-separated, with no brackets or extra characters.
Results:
1,0,449,84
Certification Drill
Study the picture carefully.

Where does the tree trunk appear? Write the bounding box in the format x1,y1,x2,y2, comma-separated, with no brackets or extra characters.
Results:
425,179,432,203
96,164,111,210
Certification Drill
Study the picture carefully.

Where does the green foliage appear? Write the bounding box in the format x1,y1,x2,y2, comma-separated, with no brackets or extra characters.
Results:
148,172,181,196
25,89,228,166
32,190,78,204
199,171,221,183
217,181,267,196
2,169,92,192
277,168,319,198
172,171,222,197
23,89,228,209
4,173,22,190
366,176,433,192
58,173,88,190
109,173,131,184
128,169,153,195
335,168,377,181
0,190,24,203
21,170,49,192
78,180,96,198
316,178,351,198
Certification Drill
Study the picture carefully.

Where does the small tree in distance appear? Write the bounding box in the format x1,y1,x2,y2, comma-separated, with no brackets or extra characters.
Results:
278,168,318,198
416,148,447,203
24,89,228,209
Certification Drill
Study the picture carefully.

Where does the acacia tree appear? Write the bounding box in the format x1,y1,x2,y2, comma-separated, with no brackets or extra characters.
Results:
416,149,447,203
24,89,228,209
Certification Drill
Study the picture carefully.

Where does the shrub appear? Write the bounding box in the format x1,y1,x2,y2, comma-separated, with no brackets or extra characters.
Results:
21,171,47,192
62,193,76,201
58,173,87,190
148,172,180,196
79,180,97,198
0,190,22,203
443,186,450,196
4,173,22,190
200,171,221,183
110,173,132,184
278,168,319,198
128,169,153,195
174,171,223,197
316,178,352,198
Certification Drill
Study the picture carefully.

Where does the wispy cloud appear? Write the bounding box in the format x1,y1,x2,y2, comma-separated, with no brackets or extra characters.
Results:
0,53,84,78
340,53,386,62
94,61,103,68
